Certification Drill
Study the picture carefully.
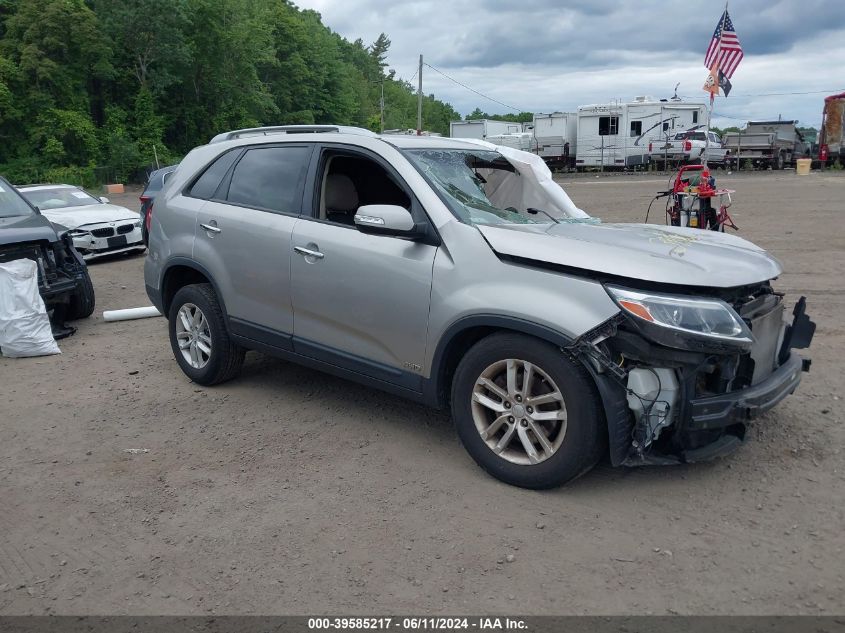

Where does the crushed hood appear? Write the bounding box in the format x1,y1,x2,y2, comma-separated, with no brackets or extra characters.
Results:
39,204,139,229
478,221,783,288
0,213,60,246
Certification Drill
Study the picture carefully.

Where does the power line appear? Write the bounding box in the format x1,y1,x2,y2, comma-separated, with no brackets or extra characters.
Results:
423,62,524,112
712,111,751,120
682,88,844,99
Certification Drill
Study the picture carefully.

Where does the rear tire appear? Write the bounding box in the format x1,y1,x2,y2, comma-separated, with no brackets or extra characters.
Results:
451,332,604,489
168,283,244,385
66,266,95,320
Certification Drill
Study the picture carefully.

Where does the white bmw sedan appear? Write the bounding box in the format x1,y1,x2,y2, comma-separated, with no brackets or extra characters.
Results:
18,184,145,260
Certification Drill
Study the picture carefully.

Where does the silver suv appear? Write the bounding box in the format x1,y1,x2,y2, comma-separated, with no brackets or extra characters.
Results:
145,125,814,488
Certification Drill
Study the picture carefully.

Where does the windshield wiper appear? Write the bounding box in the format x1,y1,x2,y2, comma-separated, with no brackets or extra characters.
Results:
527,208,560,224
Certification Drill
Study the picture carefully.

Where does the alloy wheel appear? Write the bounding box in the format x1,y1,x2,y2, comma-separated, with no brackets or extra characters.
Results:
470,358,567,465
175,303,212,369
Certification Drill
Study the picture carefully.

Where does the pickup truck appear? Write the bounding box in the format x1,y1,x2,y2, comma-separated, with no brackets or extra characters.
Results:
649,130,728,167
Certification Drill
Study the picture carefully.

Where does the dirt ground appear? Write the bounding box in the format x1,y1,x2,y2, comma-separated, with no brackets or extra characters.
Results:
1,171,843,616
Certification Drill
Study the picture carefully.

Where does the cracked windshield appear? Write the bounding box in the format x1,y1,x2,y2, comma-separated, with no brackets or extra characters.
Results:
406,149,579,226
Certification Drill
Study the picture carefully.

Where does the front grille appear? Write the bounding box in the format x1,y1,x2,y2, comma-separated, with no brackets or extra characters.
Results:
116,223,134,235
90,227,114,238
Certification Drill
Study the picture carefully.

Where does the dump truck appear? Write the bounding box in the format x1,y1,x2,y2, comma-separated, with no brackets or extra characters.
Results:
819,92,845,166
723,120,807,170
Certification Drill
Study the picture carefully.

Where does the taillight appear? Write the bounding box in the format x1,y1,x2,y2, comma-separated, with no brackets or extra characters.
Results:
145,202,153,233
648,142,652,152
684,140,692,151
139,194,151,203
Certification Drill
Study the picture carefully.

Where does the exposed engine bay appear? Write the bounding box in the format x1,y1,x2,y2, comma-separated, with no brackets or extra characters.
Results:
569,281,816,466
0,235,89,338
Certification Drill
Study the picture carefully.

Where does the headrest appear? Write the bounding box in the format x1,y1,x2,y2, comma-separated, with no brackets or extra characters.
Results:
325,173,359,211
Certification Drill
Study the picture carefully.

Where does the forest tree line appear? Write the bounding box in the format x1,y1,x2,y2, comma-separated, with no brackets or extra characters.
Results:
0,0,463,185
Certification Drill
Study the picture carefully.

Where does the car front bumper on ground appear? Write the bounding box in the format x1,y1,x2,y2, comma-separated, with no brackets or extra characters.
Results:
71,223,144,259
687,352,806,431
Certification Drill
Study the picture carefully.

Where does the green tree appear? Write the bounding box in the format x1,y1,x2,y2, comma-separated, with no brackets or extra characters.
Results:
465,109,534,123
369,33,391,72
0,0,464,180
95,0,189,93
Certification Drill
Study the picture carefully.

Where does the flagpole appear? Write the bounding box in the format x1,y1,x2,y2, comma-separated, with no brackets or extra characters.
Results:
702,5,727,169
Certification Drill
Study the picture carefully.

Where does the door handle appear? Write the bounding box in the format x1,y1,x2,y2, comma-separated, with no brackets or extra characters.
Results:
200,222,221,234
294,246,324,259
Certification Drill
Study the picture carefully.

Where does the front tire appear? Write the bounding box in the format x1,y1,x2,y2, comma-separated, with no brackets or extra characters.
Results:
66,266,95,320
168,283,244,385
451,332,604,489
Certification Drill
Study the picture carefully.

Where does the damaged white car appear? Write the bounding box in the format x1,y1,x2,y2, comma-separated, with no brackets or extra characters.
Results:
18,184,145,260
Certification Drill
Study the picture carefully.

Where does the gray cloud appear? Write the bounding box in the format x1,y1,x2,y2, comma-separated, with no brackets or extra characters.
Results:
296,0,845,126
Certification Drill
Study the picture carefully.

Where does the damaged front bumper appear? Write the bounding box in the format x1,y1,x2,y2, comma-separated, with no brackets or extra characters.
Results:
573,292,816,467
69,224,144,260
688,352,805,432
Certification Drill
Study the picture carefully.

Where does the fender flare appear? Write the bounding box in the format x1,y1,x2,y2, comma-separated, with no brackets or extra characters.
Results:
159,257,230,326
424,314,577,408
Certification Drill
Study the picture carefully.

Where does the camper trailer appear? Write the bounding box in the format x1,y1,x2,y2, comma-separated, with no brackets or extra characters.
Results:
533,112,577,167
450,119,522,140
485,132,535,152
576,98,708,169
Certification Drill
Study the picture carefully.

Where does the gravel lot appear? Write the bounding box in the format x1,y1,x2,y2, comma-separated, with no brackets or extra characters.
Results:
1,171,843,615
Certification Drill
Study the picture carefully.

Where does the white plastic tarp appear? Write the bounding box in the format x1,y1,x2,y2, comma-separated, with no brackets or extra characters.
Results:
0,259,60,358
454,138,589,219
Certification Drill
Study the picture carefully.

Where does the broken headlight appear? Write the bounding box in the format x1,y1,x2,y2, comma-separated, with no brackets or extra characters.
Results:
605,285,753,352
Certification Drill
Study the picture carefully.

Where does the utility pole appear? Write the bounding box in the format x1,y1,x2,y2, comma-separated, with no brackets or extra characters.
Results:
379,80,385,133
417,54,423,135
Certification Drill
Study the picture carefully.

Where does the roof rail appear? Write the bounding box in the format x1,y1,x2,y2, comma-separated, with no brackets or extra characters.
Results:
209,125,378,144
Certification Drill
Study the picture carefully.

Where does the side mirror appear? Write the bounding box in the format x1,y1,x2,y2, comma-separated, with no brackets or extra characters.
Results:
354,205,426,239
99,196,110,204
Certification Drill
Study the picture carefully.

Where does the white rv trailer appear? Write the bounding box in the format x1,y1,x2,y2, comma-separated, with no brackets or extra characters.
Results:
450,119,522,139
575,97,708,168
532,112,578,166
485,132,536,152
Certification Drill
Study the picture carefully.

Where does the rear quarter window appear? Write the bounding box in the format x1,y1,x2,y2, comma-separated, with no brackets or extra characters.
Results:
189,150,241,199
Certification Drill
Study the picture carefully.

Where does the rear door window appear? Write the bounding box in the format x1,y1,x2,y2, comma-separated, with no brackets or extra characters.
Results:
226,146,311,214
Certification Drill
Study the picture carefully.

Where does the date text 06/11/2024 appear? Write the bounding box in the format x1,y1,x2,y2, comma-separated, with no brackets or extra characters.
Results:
307,617,529,630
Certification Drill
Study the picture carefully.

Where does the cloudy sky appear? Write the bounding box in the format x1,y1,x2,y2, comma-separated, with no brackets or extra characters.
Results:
296,0,845,129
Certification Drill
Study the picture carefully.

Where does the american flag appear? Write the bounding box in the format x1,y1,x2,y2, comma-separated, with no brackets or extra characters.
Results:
704,10,743,79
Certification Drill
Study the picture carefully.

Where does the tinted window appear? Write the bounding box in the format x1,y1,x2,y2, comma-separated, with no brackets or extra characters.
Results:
190,150,240,199
227,146,310,214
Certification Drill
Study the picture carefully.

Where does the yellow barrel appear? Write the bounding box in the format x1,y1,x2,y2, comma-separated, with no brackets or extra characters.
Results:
796,158,811,175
